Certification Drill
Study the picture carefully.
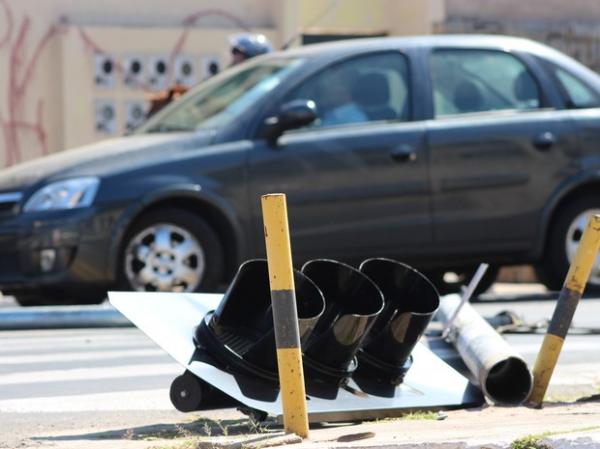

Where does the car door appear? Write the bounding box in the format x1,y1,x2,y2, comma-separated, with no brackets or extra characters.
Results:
426,48,579,253
247,51,432,262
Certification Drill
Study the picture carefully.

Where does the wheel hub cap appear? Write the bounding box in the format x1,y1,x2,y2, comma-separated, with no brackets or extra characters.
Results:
124,223,206,292
565,209,600,286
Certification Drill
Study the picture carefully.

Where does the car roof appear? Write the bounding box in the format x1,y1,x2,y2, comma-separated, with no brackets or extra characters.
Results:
269,34,558,59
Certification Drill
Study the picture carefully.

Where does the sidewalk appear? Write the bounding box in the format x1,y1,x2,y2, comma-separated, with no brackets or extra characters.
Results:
21,400,600,449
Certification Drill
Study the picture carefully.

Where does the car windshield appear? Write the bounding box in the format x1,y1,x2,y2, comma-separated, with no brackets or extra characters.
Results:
139,57,302,134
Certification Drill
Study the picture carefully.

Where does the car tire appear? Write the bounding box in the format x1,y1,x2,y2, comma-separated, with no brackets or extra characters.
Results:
14,288,106,306
424,265,499,298
118,208,224,292
537,194,600,293
14,294,55,307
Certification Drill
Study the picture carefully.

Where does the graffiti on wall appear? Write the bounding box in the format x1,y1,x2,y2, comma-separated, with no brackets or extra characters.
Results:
0,3,249,168
0,0,65,167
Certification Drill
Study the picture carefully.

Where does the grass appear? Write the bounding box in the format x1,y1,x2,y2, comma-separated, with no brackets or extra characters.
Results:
511,425,600,449
510,435,552,449
108,416,275,443
373,410,442,424
400,411,440,420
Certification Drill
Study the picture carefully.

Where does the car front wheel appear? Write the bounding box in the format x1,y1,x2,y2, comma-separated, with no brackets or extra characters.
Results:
119,208,224,292
537,195,600,293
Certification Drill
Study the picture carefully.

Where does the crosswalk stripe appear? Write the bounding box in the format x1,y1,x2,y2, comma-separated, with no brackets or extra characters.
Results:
0,348,166,365
427,339,600,360
0,388,173,412
0,339,158,355
549,363,600,385
0,363,182,386
0,334,151,347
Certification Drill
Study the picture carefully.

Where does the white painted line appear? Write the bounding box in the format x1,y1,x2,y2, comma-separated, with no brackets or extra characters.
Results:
0,363,182,386
551,363,600,386
430,340,600,360
0,332,153,352
500,340,598,355
0,339,158,355
0,328,143,341
0,388,173,413
0,348,167,364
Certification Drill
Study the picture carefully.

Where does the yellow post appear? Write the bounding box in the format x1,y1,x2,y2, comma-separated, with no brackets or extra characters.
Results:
528,213,600,406
261,193,309,438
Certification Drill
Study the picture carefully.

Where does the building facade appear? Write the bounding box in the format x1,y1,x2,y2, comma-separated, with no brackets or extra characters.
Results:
0,0,443,167
3,0,600,168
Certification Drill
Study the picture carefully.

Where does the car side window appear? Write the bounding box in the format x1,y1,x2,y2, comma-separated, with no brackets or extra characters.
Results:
283,52,410,129
553,66,600,109
430,50,541,117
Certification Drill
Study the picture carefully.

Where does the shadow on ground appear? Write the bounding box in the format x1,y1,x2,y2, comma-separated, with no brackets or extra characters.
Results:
33,417,280,442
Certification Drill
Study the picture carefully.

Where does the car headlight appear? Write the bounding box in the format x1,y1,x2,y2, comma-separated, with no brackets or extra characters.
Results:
23,177,100,212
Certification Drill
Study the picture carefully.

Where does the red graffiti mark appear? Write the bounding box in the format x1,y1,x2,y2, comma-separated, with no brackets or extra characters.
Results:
77,26,102,54
182,9,251,30
0,0,13,49
0,1,64,167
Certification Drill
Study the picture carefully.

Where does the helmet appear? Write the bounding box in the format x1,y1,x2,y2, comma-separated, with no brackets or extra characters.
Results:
229,33,272,58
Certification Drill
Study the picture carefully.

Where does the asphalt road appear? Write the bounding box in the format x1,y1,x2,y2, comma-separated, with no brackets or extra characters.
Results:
1,285,600,448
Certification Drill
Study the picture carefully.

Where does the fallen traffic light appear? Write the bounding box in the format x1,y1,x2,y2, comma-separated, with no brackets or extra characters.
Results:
356,258,439,386
300,259,384,388
195,259,324,384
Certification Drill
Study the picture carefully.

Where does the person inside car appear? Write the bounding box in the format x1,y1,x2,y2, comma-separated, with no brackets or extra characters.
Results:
319,68,368,127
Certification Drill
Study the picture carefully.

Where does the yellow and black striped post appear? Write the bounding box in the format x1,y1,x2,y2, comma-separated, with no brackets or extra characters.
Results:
261,193,309,438
529,213,600,406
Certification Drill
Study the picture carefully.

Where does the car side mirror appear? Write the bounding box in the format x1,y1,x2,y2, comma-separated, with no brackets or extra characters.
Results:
263,99,317,144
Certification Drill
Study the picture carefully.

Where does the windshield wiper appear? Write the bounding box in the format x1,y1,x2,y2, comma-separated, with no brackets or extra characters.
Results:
145,124,195,133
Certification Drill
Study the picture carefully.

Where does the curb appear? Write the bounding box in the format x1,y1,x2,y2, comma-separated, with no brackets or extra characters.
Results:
0,304,132,330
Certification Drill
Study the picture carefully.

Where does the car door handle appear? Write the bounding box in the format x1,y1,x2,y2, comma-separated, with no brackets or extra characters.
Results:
532,132,556,151
390,145,417,162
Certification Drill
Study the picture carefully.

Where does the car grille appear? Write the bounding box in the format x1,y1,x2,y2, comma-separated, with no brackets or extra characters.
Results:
0,192,22,216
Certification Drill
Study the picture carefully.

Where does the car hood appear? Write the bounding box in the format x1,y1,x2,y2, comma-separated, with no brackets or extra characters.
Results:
0,132,213,191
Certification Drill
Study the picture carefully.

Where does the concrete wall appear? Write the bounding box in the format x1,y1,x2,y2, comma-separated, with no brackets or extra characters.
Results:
446,0,600,23
298,0,444,37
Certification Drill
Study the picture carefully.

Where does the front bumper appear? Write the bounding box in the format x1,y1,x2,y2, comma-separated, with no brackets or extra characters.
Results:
0,206,121,294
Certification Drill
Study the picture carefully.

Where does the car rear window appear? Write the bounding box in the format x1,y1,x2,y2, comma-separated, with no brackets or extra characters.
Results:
553,65,600,109
430,49,541,117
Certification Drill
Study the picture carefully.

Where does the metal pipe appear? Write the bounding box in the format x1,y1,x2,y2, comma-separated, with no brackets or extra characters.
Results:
441,263,489,339
437,295,532,405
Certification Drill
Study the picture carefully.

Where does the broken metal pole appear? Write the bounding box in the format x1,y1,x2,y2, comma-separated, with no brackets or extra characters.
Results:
438,295,533,404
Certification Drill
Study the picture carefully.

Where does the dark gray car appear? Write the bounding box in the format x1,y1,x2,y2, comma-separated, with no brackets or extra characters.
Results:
2,34,600,305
